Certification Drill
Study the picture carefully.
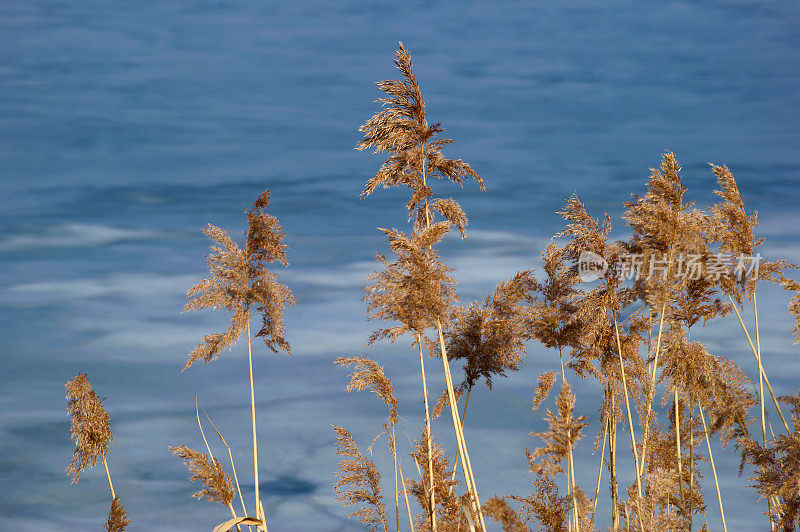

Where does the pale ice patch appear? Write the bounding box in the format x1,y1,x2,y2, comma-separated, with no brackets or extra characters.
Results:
445,228,542,244
450,253,537,288
0,223,160,251
1,272,197,305
281,261,374,289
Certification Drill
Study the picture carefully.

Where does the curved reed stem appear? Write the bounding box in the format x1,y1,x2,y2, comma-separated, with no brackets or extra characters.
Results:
698,404,727,532
613,317,644,531
728,294,790,434
436,319,485,530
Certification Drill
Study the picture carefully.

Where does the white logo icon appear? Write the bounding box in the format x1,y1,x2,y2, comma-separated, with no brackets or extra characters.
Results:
578,251,608,282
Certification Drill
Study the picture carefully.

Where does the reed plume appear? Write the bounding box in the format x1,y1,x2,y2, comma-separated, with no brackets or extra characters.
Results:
104,498,130,532
65,371,113,483
333,425,389,532
365,223,457,344
443,270,537,421
483,497,529,532
525,382,590,531
335,355,401,528
183,189,295,525
510,474,571,532
739,390,800,530
182,189,295,370
779,277,800,342
357,42,484,223
65,372,129,529
526,241,583,379
170,445,236,507
336,356,398,425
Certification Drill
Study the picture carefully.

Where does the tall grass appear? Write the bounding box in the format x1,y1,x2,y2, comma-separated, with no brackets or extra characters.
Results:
62,43,800,531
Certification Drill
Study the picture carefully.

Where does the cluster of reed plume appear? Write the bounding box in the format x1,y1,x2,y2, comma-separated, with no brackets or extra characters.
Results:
64,43,800,531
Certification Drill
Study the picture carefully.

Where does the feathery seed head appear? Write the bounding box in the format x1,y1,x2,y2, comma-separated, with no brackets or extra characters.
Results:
333,426,389,532
104,497,130,532
65,371,112,483
169,445,236,507
182,189,296,370
334,356,398,425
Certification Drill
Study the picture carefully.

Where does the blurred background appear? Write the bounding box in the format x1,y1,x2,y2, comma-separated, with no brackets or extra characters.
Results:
1,1,798,529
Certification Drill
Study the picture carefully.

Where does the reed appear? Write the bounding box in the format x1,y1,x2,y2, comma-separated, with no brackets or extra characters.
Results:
65,372,130,531
59,44,800,532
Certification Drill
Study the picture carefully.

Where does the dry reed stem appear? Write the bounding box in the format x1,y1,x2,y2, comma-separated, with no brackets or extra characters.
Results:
728,294,790,434
436,319,485,529
698,404,727,532
673,388,686,527
103,456,116,500
196,400,243,532
613,317,644,531
568,444,579,532
589,416,607,528
638,301,667,477
417,338,437,530
447,386,472,492
203,409,251,531
392,428,400,532
397,458,415,531
755,296,780,532
245,320,261,523
736,298,781,531
609,396,619,528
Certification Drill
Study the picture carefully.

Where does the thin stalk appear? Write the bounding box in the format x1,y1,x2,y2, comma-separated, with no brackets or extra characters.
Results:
614,319,643,499
568,443,580,532
638,301,667,477
259,500,268,532
765,416,778,532
196,400,213,459
436,319,485,530
397,459,415,532
728,294,790,434
613,318,644,531
754,291,775,526
567,455,572,532
246,319,261,522
689,408,694,532
650,302,667,384
392,426,400,532
102,455,115,500
196,400,244,532
461,386,472,428
674,389,686,526
449,385,472,487
228,501,243,532
755,294,768,455
203,409,251,531
698,404,727,532
608,392,620,529
590,417,608,528
418,337,437,531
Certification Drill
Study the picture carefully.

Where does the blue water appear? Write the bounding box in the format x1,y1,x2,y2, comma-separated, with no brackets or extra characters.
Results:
1,1,798,530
